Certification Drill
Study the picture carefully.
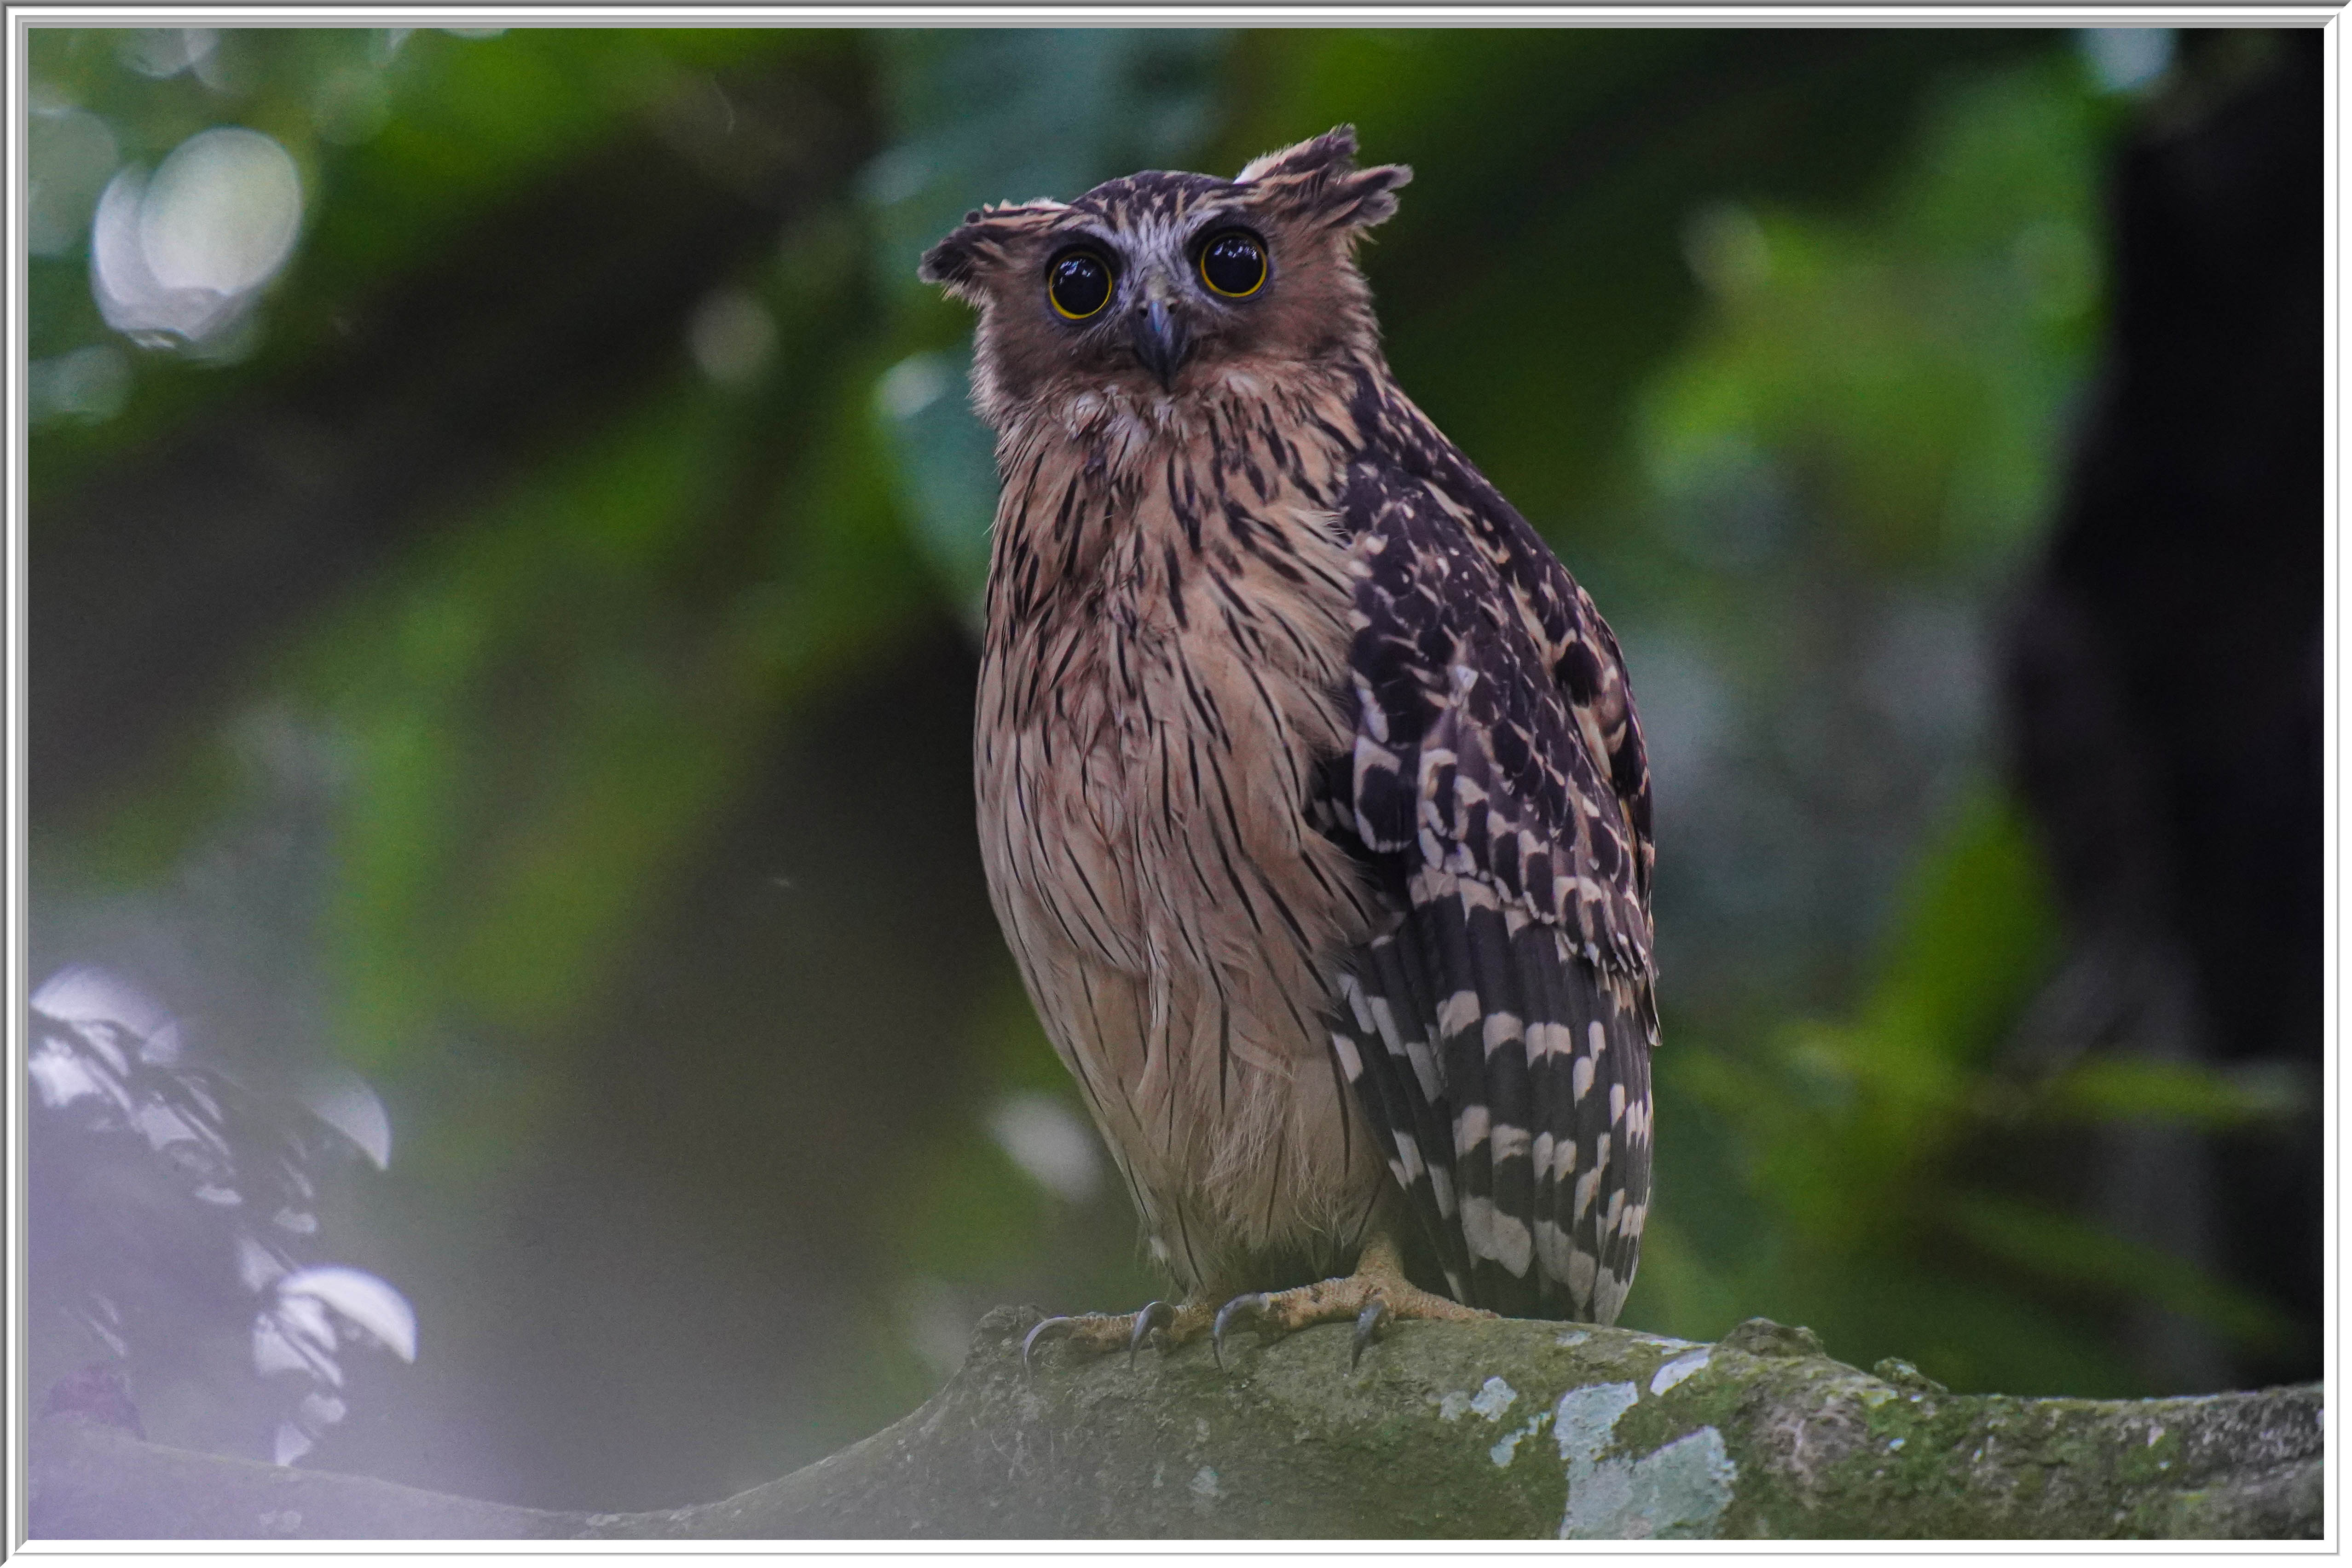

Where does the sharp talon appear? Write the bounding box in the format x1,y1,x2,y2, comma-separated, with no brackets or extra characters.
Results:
1351,1299,1389,1370
1213,1293,1268,1369
1129,1300,1174,1368
1023,1315,1075,1378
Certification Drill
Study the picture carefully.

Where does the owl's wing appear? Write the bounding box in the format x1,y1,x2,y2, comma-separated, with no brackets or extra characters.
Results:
1324,430,1657,1323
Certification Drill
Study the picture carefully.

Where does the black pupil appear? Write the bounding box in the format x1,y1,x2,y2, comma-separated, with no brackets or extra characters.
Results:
1052,254,1110,317
1203,234,1263,294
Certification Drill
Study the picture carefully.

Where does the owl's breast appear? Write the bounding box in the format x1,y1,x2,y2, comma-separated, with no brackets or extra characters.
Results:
975,492,1363,961
976,403,1385,978
971,421,1398,1283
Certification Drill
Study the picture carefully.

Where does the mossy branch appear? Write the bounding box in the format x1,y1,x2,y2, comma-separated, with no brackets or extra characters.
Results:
30,1309,2321,1540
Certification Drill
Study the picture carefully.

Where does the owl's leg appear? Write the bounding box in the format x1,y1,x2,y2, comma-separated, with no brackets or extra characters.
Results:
1020,1297,1220,1375
1211,1231,1493,1368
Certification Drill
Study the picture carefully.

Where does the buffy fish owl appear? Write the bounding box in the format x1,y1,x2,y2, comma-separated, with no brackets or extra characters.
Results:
921,127,1656,1364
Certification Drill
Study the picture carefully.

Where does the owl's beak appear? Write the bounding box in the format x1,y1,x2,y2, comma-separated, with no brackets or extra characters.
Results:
1130,297,1190,391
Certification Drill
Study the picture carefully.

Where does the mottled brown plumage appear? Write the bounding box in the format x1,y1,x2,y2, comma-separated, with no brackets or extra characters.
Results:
922,127,1655,1353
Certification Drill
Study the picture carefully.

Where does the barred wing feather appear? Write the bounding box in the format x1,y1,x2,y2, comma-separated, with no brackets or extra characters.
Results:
1326,427,1657,1322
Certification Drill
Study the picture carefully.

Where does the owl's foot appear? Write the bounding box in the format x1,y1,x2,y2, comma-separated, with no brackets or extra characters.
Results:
1020,1298,1216,1375
1212,1233,1493,1369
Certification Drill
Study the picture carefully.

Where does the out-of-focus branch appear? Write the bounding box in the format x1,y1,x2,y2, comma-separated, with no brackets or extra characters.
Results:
2000,29,2323,1391
30,46,877,824
30,1309,2322,1540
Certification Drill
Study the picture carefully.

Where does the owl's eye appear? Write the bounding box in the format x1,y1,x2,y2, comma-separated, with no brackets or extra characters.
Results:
1047,250,1113,321
1198,231,1267,299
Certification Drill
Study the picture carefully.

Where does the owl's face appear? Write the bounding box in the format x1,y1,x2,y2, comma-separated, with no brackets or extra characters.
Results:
922,128,1410,421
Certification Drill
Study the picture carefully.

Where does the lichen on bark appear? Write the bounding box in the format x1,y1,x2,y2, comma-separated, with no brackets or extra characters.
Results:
29,1307,2322,1540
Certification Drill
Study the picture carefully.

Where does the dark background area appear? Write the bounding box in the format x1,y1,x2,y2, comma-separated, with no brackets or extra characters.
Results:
24,25,2322,1514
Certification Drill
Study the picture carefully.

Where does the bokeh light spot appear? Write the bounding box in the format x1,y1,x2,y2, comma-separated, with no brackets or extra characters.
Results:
687,288,778,388
116,28,217,81
28,105,120,258
91,127,303,350
2080,29,2174,95
988,1091,1102,1204
142,128,304,294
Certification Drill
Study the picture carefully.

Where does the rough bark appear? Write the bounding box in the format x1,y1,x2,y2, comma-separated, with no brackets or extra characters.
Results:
30,1308,2322,1540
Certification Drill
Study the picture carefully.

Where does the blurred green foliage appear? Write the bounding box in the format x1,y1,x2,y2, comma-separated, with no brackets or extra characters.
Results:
29,23,2301,1509
1642,63,2107,579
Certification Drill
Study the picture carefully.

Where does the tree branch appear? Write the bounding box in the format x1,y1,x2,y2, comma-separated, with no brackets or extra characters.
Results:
30,1309,2321,1540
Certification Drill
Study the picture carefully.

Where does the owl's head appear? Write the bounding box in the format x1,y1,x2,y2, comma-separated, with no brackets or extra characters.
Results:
920,127,1410,422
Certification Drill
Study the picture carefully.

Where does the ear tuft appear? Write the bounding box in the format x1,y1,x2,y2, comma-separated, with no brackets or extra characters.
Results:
918,201,1066,303
918,229,982,290
1237,125,1362,184
1329,161,1412,231
1237,125,1411,232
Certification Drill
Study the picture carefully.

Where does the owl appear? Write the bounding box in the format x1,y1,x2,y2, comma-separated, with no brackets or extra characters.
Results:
922,127,1655,1365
